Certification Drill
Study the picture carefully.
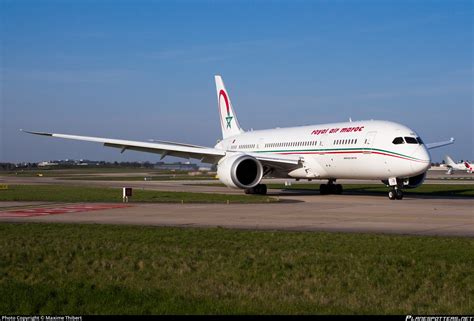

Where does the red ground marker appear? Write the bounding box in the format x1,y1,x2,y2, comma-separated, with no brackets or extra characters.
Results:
0,204,131,218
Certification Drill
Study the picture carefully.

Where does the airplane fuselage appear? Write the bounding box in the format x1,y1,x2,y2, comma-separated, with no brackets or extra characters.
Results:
446,161,473,173
215,120,431,181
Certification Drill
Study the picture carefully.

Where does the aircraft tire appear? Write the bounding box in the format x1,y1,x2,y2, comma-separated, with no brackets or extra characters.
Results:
395,189,403,200
320,184,328,195
388,189,396,200
257,184,267,195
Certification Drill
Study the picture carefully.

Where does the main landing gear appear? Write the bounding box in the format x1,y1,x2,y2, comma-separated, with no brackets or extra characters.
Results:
320,180,343,195
245,184,267,195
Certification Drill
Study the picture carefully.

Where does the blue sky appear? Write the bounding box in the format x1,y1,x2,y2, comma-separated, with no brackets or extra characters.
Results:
1,0,472,163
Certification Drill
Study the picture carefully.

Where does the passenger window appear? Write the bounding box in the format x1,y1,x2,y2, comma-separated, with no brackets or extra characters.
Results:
405,137,418,144
392,137,404,145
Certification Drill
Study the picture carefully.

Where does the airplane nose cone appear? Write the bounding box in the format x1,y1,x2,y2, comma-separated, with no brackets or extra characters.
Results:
411,146,431,175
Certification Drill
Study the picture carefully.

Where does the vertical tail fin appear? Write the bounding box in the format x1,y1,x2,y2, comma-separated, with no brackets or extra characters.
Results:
215,75,244,139
444,155,455,166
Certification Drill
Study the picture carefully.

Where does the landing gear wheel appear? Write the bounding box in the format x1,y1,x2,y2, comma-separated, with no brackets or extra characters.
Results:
388,189,396,200
395,189,403,200
320,184,328,195
256,184,267,195
320,183,343,195
246,184,267,195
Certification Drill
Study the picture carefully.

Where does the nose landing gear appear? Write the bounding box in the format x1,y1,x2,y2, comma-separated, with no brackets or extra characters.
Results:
388,187,403,200
386,177,404,200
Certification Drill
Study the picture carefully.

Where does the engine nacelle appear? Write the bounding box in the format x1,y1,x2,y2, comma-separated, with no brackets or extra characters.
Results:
217,154,263,189
381,171,427,189
403,171,427,189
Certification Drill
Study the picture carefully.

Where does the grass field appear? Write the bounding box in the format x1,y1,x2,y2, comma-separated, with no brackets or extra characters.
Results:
0,223,472,314
0,185,275,203
0,168,190,177
1,168,217,181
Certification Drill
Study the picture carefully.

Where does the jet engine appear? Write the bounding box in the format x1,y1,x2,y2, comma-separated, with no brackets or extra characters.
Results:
217,154,263,189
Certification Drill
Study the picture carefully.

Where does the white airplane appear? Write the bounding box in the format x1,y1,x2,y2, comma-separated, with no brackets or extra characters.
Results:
23,75,455,200
444,155,473,174
37,161,58,167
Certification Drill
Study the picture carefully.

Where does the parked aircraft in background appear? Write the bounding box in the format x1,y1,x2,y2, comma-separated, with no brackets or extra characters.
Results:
37,161,58,167
23,75,455,200
444,155,473,174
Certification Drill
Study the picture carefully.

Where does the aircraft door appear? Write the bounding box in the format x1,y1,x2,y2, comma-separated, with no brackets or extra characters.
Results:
258,137,265,150
363,131,377,153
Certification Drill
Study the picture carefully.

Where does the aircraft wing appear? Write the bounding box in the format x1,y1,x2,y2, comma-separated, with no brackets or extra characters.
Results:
22,130,302,167
426,137,455,150
248,152,300,165
147,139,208,149
22,130,226,164
247,152,301,172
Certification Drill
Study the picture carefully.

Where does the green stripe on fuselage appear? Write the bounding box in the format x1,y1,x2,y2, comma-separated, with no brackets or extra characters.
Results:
251,147,421,161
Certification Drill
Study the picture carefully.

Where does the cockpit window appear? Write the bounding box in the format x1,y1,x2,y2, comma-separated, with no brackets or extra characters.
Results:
416,137,424,144
405,137,418,144
392,137,404,145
